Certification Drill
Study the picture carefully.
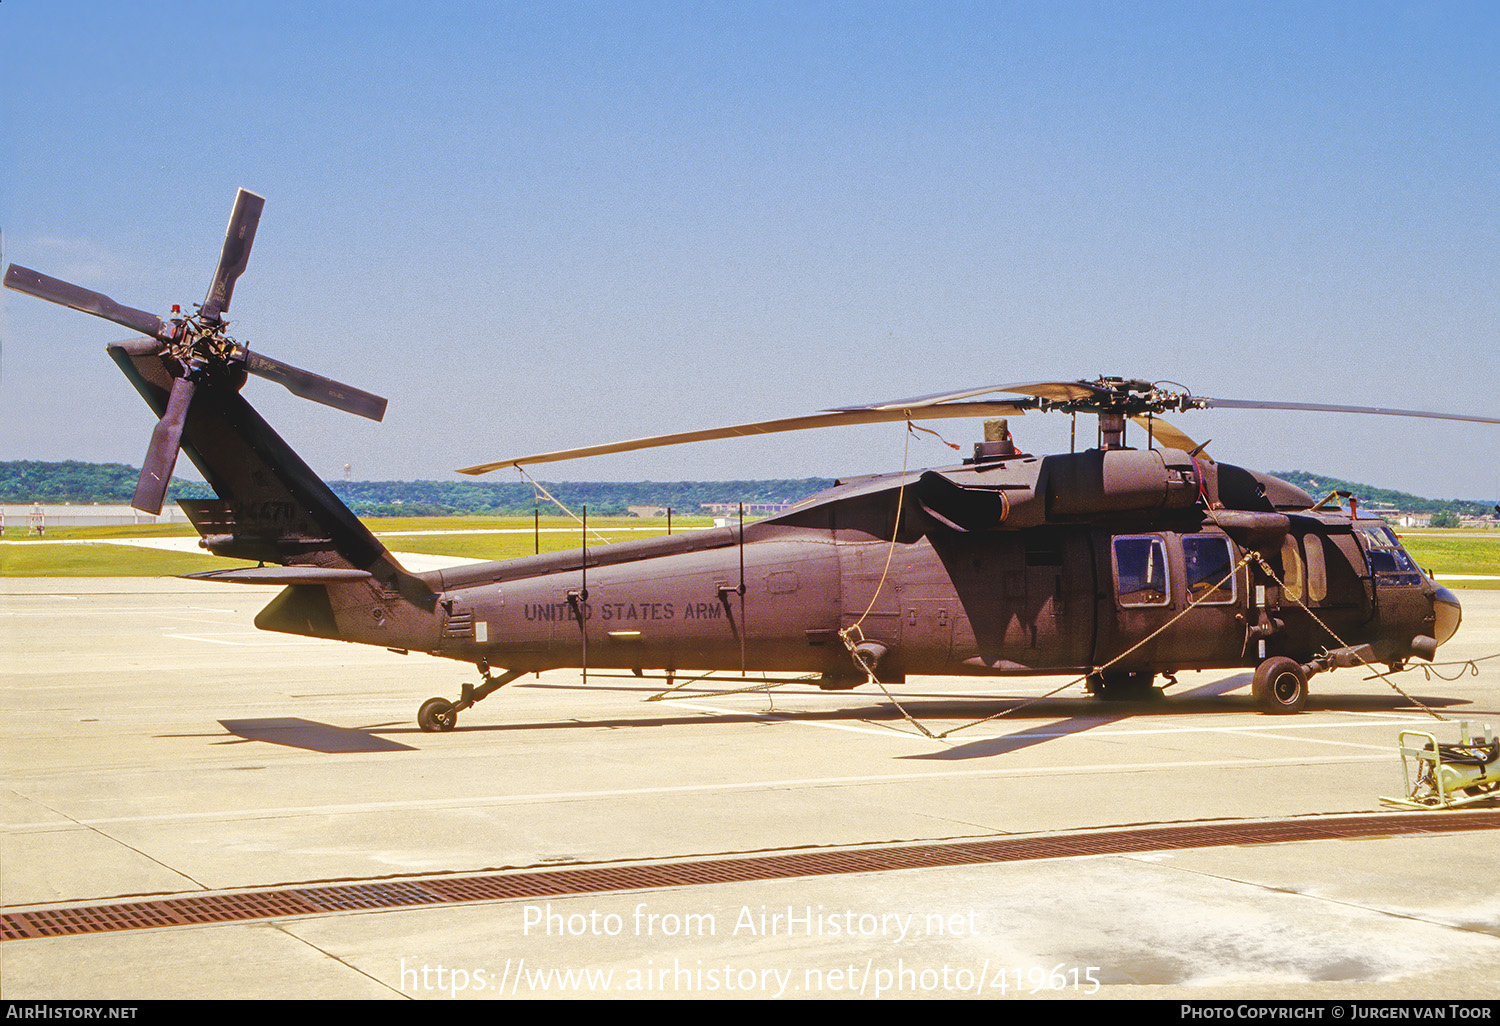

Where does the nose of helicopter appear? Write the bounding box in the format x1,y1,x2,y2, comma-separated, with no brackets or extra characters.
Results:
1433,585,1462,647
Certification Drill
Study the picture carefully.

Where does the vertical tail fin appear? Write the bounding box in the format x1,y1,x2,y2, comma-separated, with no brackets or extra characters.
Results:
109,338,427,604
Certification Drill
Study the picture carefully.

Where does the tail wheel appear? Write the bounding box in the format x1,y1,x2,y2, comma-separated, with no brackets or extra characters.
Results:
1252,657,1308,714
418,697,458,732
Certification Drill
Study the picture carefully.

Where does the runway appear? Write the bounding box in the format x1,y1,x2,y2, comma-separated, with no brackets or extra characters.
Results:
3,577,1498,1000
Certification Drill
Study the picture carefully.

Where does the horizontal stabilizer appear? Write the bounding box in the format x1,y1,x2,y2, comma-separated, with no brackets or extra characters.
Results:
182,566,374,585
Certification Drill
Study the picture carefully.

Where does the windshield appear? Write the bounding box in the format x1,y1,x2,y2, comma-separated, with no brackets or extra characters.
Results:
1356,524,1418,575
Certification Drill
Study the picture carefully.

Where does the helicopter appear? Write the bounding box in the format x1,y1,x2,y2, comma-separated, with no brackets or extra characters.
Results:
4,190,1485,732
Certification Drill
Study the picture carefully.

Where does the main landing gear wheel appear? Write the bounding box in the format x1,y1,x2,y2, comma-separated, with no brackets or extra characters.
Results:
418,696,458,732
1252,656,1308,715
1086,670,1157,701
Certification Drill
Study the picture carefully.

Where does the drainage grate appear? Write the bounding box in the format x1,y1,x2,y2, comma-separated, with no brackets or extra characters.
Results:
4,810,1496,942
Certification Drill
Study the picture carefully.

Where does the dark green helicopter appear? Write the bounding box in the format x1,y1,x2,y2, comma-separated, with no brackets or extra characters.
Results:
6,191,1482,731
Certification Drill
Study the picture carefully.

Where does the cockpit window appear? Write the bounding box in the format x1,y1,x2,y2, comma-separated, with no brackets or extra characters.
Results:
1356,525,1417,575
1280,535,1304,603
1305,535,1328,602
1183,534,1236,605
1114,535,1169,607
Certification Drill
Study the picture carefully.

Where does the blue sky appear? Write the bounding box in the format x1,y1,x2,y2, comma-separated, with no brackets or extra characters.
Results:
2,1,1497,498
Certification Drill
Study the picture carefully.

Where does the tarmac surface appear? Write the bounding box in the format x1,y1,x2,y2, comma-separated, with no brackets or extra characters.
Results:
3,576,1499,1001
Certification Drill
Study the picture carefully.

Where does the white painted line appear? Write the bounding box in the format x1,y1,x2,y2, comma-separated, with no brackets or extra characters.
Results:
673,695,1433,745
161,632,289,647
155,613,248,625
162,633,254,646
672,700,931,740
1211,730,1395,754
0,753,1381,833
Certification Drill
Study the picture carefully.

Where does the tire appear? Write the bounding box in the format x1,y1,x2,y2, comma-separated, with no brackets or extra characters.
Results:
1252,657,1307,714
1087,670,1157,701
418,696,458,732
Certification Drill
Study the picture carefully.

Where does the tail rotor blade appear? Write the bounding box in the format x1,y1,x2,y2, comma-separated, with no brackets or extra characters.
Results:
239,348,388,421
4,264,167,340
200,189,265,323
132,375,196,514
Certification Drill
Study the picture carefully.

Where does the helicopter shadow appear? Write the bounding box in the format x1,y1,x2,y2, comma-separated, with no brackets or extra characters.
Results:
896,674,1251,761
374,674,1198,738
198,678,1471,753
897,675,1472,761
215,718,417,753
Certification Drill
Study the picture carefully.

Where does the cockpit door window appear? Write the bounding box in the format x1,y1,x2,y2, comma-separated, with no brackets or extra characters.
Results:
1114,535,1169,608
1183,534,1236,605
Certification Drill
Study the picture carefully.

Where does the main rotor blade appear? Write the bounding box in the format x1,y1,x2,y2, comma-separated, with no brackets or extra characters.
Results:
457,400,1031,474
200,189,265,323
1129,415,1209,459
832,380,1101,412
133,375,196,515
238,348,388,421
4,264,167,340
1197,397,1500,426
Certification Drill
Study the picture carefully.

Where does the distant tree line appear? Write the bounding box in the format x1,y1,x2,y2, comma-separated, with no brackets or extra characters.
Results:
325,478,836,516
0,461,833,516
7,461,1488,521
0,461,215,505
1273,471,1491,520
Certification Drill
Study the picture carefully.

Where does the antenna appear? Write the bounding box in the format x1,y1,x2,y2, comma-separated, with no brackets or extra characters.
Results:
738,503,746,676
564,506,590,688
580,506,589,687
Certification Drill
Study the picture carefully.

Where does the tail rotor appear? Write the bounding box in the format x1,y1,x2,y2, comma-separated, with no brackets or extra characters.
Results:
4,189,387,514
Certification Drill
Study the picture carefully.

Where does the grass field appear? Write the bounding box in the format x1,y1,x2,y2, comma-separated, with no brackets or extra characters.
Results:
0,515,716,576
0,522,198,540
0,514,713,541
0,544,247,577
371,515,717,563
4,518,1499,585
1394,531,1500,587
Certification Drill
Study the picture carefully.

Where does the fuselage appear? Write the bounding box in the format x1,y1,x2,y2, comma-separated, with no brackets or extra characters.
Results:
279,460,1453,686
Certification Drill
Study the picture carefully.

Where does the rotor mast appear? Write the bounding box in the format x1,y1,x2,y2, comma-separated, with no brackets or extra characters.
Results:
1099,411,1127,450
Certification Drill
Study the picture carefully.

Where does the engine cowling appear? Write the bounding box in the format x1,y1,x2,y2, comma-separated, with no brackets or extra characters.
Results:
1043,448,1200,518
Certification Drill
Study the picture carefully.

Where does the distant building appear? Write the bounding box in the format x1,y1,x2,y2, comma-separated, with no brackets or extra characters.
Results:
702,502,792,516
1364,507,1430,528
0,503,190,531
627,505,667,518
